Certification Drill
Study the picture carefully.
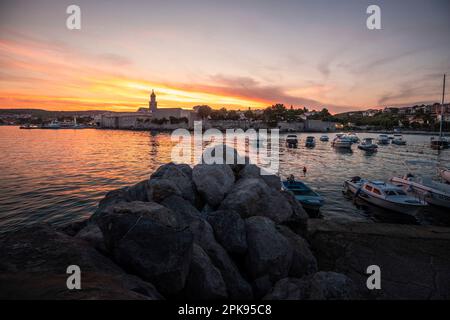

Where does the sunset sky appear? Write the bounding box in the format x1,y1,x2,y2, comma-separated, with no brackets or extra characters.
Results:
0,0,449,113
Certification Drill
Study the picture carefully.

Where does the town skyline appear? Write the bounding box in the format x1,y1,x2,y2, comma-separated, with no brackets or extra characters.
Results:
1,0,449,113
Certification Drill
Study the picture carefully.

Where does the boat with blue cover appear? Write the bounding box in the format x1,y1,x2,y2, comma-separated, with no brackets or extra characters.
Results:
282,178,325,211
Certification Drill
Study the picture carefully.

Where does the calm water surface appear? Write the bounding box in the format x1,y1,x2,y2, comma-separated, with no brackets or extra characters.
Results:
0,126,449,233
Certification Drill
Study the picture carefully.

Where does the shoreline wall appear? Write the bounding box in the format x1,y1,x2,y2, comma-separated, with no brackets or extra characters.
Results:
307,219,450,299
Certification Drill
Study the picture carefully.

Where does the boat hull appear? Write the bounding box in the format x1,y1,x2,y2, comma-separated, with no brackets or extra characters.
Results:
332,141,352,149
391,177,450,209
358,145,377,151
344,180,425,216
439,169,450,183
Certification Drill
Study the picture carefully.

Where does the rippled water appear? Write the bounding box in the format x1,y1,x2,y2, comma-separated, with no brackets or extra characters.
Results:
0,126,449,233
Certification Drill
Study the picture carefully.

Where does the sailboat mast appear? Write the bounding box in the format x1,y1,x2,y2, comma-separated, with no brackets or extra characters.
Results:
440,74,446,138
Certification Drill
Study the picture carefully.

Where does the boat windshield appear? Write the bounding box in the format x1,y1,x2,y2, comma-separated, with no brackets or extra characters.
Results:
385,190,407,196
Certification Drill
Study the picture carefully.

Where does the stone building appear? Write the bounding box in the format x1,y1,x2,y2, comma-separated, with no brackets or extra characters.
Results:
96,90,195,129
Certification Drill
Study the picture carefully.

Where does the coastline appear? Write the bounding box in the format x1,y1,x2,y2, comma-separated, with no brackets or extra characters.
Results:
5,124,450,135
1,155,449,300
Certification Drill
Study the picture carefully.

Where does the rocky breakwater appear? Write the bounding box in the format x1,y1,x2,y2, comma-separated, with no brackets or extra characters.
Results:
0,145,356,300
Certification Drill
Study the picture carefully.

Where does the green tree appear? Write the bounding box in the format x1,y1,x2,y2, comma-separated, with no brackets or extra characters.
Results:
244,108,254,120
195,105,213,119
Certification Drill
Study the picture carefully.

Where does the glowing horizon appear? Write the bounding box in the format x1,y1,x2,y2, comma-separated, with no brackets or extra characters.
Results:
1,0,449,114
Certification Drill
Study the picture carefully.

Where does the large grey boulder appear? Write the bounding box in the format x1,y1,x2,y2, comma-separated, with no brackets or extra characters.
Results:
264,272,356,300
308,271,356,300
150,163,196,204
97,180,150,211
97,187,129,211
189,218,253,299
184,244,228,300
200,144,250,173
220,178,294,223
263,278,309,300
92,180,153,222
280,190,308,224
206,210,247,255
0,225,162,300
146,178,183,203
75,222,106,253
238,164,281,190
277,225,317,277
161,194,202,227
245,216,293,285
126,180,151,202
192,164,235,207
102,201,178,229
97,202,193,297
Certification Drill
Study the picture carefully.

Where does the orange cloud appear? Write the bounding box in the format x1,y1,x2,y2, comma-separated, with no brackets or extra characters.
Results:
0,32,354,112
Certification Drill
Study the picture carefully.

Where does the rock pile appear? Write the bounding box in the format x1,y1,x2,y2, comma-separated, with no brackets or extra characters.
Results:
0,146,356,300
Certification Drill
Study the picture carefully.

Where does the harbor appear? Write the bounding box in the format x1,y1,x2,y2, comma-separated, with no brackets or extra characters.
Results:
1,126,449,234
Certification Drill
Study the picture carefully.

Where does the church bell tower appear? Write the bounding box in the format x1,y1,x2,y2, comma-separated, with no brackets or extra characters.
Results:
149,90,157,112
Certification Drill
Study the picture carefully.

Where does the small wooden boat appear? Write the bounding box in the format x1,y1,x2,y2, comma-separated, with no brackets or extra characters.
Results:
282,179,324,211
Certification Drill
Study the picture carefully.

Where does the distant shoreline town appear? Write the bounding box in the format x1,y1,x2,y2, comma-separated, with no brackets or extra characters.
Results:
1,91,449,133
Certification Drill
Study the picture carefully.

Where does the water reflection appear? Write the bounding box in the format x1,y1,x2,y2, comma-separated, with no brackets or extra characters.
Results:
0,126,449,233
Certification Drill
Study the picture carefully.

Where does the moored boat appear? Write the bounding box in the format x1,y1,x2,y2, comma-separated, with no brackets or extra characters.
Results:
430,137,449,150
377,134,390,145
42,120,61,129
347,133,360,143
343,177,427,215
391,134,406,145
391,174,450,209
331,135,352,149
282,178,324,212
286,134,298,148
305,136,316,147
358,138,378,152
19,124,40,129
431,74,448,150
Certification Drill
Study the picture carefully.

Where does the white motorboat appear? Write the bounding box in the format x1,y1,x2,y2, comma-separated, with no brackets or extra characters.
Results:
391,174,450,209
358,138,378,152
391,134,406,145
343,177,427,215
42,120,61,129
377,134,390,145
347,133,360,143
286,134,298,148
331,135,352,149
438,168,450,184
